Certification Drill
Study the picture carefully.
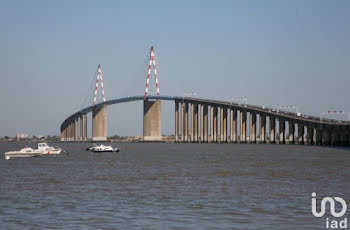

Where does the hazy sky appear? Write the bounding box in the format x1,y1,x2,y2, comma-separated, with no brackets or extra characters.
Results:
0,0,349,137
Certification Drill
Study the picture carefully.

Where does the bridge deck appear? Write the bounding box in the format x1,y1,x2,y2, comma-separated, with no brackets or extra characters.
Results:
61,95,349,131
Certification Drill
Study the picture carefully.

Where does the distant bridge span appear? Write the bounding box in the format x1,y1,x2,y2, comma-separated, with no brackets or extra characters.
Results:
60,95,350,145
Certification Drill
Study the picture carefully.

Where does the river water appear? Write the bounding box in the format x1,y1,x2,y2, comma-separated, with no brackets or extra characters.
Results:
0,142,349,229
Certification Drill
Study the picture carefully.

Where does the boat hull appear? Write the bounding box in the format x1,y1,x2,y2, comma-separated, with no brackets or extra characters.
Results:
42,149,62,155
93,149,120,153
4,152,43,160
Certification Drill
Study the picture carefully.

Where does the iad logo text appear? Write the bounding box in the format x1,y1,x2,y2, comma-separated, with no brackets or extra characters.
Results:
312,192,348,229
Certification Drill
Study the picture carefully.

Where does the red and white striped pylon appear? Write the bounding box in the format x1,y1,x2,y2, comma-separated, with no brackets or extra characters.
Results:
144,46,160,99
93,64,106,105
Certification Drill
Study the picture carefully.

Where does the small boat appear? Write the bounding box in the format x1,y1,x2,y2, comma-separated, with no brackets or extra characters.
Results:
37,142,62,155
4,147,43,160
86,143,97,151
91,144,120,152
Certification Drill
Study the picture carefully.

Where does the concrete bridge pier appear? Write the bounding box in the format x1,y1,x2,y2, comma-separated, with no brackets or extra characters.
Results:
73,120,77,141
203,105,208,142
323,129,330,145
213,107,218,142
316,129,322,145
279,119,285,144
298,124,304,144
194,104,199,142
180,102,186,142
73,118,77,141
66,123,69,142
306,126,314,145
92,105,107,141
219,108,224,142
223,108,227,142
230,109,237,143
67,122,71,141
72,121,75,141
260,115,266,143
71,121,75,141
289,121,295,144
270,116,276,144
210,106,214,142
79,116,84,142
250,112,256,143
84,114,88,141
175,101,179,142
240,111,247,143
190,103,194,142
199,104,204,142
329,130,335,145
184,103,189,142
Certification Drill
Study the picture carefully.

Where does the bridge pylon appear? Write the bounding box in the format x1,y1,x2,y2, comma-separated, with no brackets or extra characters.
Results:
92,64,107,141
144,46,160,99
93,64,106,105
143,46,162,141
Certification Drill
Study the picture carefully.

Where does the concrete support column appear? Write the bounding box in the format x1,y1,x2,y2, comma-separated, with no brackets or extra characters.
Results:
200,104,204,142
80,116,83,141
65,124,67,142
67,125,70,141
241,111,247,143
324,129,331,145
194,104,198,142
289,121,295,144
330,130,335,145
250,112,256,143
65,126,68,142
175,101,179,142
269,116,275,144
204,105,208,142
210,106,214,142
184,102,189,142
220,107,224,142
92,105,107,141
73,119,77,141
72,122,74,141
70,122,73,142
61,127,65,142
67,123,71,141
230,109,237,143
279,119,285,144
298,124,304,144
223,108,227,142
84,114,88,142
66,124,69,142
144,100,161,141
71,122,74,141
213,107,218,142
71,121,74,141
76,118,80,141
180,102,184,142
260,115,266,143
190,103,194,142
316,129,322,145
306,126,314,145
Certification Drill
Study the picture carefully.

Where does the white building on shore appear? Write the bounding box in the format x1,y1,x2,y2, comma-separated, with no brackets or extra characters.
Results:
16,133,28,139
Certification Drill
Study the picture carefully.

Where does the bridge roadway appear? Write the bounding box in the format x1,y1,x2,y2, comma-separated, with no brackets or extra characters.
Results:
60,95,350,145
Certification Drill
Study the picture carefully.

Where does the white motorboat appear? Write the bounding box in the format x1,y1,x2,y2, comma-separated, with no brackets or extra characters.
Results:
4,147,43,160
86,143,97,151
91,144,120,152
37,142,62,155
